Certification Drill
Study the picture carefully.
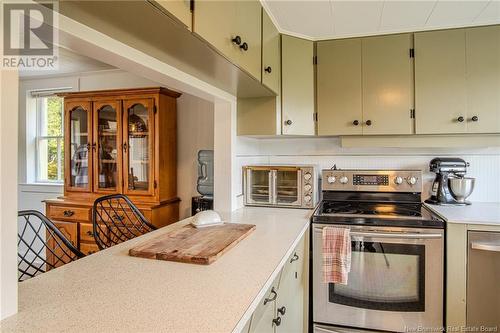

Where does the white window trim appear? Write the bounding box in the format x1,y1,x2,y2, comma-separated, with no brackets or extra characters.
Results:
31,89,70,184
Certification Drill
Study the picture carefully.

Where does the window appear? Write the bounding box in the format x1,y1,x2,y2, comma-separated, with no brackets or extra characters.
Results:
36,95,64,182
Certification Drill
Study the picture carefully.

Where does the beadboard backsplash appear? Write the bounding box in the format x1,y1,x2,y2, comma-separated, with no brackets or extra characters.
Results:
236,137,500,203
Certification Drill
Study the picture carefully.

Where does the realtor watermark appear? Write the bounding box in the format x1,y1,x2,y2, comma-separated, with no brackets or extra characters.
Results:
1,0,58,70
405,326,498,332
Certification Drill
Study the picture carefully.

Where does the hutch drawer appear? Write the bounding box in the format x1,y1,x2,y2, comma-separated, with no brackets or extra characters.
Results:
47,205,91,222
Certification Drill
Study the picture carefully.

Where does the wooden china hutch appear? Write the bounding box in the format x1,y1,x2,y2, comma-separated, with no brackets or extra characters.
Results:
45,87,180,257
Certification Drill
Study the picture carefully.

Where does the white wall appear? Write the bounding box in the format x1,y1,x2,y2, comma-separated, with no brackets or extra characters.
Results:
18,69,214,217
177,95,214,218
1,70,19,319
235,137,500,204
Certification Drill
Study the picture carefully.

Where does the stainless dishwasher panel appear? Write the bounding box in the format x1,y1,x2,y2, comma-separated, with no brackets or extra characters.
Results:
467,231,500,327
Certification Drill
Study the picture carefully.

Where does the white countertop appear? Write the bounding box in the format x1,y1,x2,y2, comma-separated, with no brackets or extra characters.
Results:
0,207,311,333
425,202,500,226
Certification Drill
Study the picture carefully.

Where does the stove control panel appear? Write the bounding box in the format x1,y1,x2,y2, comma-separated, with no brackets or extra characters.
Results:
322,170,422,193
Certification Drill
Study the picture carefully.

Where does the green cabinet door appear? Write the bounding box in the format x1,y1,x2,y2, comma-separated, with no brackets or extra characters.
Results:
466,25,500,134
262,9,280,94
415,29,467,134
282,35,315,135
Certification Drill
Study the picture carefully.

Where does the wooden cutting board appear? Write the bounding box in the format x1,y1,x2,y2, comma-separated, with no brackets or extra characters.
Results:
129,223,256,265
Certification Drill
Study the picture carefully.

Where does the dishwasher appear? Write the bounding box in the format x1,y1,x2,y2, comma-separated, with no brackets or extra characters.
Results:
467,231,500,326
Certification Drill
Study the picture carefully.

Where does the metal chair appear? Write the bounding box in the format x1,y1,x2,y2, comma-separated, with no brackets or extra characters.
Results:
17,210,85,281
92,194,157,250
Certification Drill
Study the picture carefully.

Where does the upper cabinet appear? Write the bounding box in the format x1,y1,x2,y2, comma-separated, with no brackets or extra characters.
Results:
317,34,412,136
194,0,262,80
415,26,500,134
282,35,315,135
362,34,413,135
415,29,467,134
262,9,281,94
62,88,179,204
466,26,500,134
155,0,192,30
317,39,362,135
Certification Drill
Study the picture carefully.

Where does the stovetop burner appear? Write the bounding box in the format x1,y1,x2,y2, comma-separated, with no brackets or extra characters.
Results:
322,201,423,217
313,200,444,228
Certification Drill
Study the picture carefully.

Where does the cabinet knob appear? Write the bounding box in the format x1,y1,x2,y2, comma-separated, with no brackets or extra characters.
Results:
86,230,93,237
272,317,281,327
457,116,465,123
277,306,286,316
471,116,479,122
264,66,272,73
284,119,293,126
365,120,372,126
63,210,74,217
231,36,241,45
353,120,359,126
240,42,248,51
123,142,128,152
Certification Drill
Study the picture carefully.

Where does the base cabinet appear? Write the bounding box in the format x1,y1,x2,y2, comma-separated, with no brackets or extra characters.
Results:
46,221,78,269
45,199,179,256
248,230,308,333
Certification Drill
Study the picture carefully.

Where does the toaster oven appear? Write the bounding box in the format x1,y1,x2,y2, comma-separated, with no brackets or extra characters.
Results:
243,165,317,209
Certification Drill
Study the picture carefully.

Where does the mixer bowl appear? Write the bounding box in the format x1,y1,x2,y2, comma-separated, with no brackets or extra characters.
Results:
449,177,475,203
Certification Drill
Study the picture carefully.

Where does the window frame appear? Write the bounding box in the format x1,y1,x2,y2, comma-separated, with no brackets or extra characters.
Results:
35,95,65,184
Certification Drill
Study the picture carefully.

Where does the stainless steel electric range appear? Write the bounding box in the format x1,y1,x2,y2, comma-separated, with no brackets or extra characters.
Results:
312,169,445,333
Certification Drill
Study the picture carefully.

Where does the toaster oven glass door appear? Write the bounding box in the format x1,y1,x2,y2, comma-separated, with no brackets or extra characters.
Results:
275,169,302,206
246,169,273,205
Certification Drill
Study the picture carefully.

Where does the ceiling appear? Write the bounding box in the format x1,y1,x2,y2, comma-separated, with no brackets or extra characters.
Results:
20,46,114,78
262,0,500,40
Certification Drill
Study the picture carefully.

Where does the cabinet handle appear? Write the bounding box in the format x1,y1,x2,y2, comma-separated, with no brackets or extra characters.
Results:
284,119,293,126
63,210,74,217
264,287,277,305
471,116,479,122
85,143,91,151
457,116,465,123
277,306,286,316
240,42,248,51
264,66,272,74
352,120,359,126
290,252,299,263
272,317,281,327
86,230,93,237
123,142,127,152
365,120,372,126
231,36,241,45
91,143,96,151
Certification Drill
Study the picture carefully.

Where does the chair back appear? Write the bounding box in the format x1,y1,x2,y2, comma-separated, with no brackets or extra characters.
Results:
18,210,84,281
92,194,157,250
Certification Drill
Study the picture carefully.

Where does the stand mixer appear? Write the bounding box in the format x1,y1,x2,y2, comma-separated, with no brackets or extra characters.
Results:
425,157,475,205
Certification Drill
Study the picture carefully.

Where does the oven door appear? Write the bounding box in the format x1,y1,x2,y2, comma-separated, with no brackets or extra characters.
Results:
245,168,273,205
275,168,302,207
313,224,444,333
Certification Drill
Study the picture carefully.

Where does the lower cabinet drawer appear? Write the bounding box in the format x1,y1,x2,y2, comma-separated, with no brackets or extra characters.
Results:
80,223,95,243
80,242,99,256
47,205,90,222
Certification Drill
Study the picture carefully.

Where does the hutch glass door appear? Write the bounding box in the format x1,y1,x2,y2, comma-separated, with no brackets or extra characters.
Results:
123,99,154,195
66,101,92,192
94,101,121,193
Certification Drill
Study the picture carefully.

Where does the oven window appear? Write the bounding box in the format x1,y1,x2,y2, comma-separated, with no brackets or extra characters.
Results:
276,170,299,204
328,242,425,312
249,170,271,203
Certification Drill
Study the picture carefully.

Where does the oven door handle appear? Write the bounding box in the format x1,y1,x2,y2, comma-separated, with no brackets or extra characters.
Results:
313,227,442,239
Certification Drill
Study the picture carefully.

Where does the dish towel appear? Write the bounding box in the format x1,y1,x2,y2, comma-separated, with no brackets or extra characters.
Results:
322,227,351,285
